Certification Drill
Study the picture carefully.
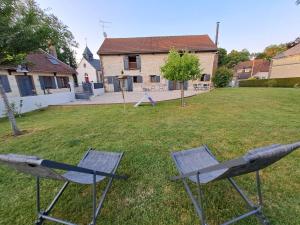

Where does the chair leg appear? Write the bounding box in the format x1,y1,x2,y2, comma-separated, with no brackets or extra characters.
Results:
255,171,270,225
92,173,97,225
182,178,207,225
228,172,270,225
35,176,43,225
89,153,124,225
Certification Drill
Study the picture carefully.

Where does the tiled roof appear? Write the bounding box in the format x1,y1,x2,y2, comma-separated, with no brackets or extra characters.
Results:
98,34,217,55
274,43,300,59
234,59,270,75
26,50,76,74
0,50,76,74
89,59,101,71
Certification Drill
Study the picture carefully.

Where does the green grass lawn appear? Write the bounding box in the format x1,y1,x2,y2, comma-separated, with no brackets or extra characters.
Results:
0,88,299,225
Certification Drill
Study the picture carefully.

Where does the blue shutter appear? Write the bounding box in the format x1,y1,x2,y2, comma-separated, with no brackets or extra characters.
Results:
57,77,63,88
127,76,133,91
156,76,160,83
137,75,143,83
51,77,57,89
123,56,129,70
0,75,11,92
168,80,174,90
184,81,188,90
136,55,141,70
39,76,45,90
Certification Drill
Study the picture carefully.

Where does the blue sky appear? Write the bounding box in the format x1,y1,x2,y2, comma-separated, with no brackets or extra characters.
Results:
36,0,300,62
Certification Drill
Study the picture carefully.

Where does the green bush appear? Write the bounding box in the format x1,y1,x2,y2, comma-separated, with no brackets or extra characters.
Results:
239,77,300,88
213,66,233,87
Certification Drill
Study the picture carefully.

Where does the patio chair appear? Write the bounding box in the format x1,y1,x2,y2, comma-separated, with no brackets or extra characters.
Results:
171,141,300,225
0,148,128,225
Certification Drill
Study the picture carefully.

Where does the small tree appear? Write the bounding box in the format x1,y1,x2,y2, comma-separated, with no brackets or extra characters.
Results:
161,50,202,106
213,67,233,88
0,80,21,136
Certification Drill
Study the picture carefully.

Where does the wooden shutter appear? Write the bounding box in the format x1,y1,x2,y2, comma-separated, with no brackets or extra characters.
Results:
127,76,133,91
123,56,129,70
39,76,45,90
137,75,143,83
136,55,141,70
184,81,188,90
168,80,174,90
51,77,57,89
156,76,160,83
57,77,62,88
0,75,11,92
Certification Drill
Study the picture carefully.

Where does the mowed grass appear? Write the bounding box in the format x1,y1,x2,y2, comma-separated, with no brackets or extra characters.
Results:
0,88,299,225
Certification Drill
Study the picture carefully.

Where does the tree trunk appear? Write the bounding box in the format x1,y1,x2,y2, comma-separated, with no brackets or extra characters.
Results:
180,81,185,107
0,81,22,136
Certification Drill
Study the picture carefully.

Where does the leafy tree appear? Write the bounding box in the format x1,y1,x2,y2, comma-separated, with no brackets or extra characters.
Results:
161,50,202,107
212,66,233,88
255,44,287,60
218,48,227,67
0,0,77,136
0,0,77,67
225,49,250,68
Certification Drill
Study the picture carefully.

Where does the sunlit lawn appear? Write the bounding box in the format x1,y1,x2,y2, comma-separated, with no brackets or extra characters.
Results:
0,88,299,225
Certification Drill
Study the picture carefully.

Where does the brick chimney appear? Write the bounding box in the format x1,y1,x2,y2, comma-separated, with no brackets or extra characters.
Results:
48,40,57,58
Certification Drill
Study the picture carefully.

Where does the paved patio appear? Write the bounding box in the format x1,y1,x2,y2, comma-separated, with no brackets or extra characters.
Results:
63,90,207,105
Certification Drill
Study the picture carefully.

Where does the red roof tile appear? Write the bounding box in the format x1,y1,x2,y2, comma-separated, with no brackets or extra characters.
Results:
0,50,76,74
25,50,76,74
98,35,217,55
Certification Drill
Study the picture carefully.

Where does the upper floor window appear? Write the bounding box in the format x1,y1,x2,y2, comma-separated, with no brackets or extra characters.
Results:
83,63,86,68
124,55,141,70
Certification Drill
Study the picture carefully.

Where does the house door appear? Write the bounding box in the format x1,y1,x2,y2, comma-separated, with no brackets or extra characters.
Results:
16,75,36,96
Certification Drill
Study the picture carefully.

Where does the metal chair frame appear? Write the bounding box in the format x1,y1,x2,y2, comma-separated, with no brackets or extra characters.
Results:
171,146,270,225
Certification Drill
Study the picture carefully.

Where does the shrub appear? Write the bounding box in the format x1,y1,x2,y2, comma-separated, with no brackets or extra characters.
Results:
213,67,233,87
239,77,300,88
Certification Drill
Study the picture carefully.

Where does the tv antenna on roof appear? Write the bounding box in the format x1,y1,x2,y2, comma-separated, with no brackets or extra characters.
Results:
99,19,112,38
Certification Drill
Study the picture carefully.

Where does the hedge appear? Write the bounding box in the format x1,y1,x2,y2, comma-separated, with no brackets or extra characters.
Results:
239,77,300,88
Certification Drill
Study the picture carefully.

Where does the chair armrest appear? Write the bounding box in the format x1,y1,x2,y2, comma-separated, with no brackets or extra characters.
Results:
41,160,128,180
170,157,247,181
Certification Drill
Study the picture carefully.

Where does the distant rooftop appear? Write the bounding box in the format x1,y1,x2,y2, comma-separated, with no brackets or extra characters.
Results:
274,43,300,59
82,46,101,71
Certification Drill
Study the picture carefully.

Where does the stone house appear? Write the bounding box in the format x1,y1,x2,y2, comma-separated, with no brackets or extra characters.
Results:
0,49,76,117
97,35,218,92
269,43,300,78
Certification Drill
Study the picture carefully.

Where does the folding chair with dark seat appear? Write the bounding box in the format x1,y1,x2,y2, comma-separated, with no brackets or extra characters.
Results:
171,141,300,225
0,148,128,225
